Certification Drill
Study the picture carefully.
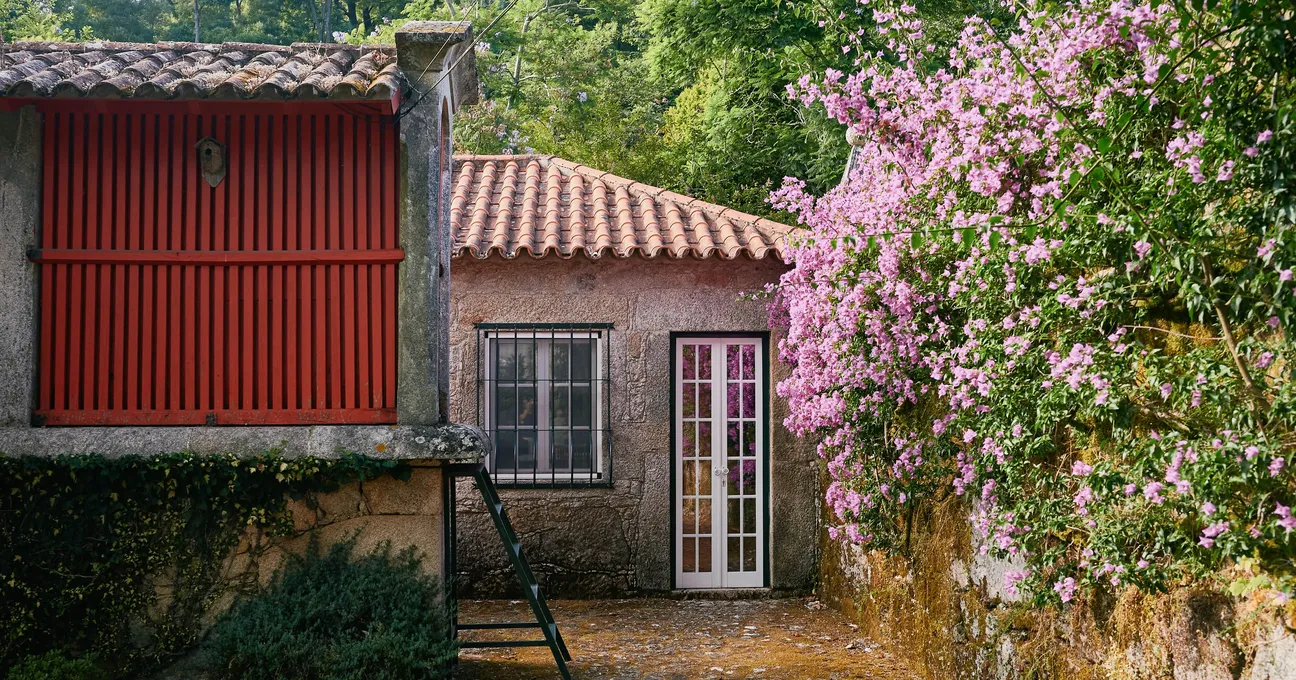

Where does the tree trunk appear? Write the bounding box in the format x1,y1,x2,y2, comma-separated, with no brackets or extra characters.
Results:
362,6,374,36
506,10,537,112
323,0,333,42
307,0,321,42
346,0,357,28
193,0,201,42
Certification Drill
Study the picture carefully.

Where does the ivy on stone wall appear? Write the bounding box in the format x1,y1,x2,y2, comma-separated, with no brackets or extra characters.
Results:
0,452,411,676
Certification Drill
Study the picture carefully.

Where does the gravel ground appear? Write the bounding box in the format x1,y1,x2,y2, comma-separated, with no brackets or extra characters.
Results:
453,598,918,680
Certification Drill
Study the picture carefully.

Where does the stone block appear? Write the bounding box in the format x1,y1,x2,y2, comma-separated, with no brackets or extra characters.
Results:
362,467,442,516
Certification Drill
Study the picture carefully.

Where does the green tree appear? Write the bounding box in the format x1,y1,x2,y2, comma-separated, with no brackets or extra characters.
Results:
2,0,71,41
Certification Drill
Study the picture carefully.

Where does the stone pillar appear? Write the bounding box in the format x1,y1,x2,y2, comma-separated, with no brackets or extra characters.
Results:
394,22,476,425
0,106,41,427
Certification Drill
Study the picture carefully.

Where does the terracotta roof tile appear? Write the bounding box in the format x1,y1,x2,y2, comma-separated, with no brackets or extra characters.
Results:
0,41,401,101
452,155,791,261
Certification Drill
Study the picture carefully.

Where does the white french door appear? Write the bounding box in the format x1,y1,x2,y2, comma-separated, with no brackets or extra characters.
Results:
674,336,766,589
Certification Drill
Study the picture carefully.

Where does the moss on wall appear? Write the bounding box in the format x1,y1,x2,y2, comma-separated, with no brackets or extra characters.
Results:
818,482,1296,679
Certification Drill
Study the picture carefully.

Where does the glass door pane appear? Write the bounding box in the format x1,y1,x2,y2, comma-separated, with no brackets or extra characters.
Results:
676,337,764,590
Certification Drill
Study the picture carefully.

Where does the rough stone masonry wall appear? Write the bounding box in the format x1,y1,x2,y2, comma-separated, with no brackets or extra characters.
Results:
819,492,1296,679
449,255,821,597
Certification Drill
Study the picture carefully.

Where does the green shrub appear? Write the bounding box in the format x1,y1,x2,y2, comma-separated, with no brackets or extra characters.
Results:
203,537,455,680
0,453,410,675
5,651,107,680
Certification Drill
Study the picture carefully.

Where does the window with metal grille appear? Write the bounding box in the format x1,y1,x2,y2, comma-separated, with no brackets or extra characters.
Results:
476,324,612,486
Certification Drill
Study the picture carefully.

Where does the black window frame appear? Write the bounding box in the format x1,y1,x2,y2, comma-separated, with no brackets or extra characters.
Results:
475,323,614,488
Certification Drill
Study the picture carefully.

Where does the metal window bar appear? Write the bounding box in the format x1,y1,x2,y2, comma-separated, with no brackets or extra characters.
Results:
475,323,613,488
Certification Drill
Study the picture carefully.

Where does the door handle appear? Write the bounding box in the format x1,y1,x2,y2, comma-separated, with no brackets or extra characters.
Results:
714,467,728,477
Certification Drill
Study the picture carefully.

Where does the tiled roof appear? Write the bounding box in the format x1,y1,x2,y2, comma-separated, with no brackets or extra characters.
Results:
452,155,791,261
0,41,402,100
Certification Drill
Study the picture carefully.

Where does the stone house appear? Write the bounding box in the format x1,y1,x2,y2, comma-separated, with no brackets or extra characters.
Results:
448,154,820,597
0,24,485,583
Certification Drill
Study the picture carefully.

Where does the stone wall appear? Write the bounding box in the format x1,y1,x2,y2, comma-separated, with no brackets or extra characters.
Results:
819,492,1296,679
449,255,821,597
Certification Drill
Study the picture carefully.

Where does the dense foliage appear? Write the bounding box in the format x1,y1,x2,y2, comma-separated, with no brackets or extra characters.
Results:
0,453,409,676
348,0,870,216
773,0,1296,607
206,536,456,678
204,538,454,680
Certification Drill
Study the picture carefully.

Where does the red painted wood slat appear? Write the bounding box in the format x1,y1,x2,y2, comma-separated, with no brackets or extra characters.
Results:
35,105,400,426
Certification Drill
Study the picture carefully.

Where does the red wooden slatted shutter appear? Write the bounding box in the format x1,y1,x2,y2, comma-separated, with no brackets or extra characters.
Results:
34,105,401,426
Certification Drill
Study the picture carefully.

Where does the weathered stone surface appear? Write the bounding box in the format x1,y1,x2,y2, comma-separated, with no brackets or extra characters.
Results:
449,256,820,597
363,466,442,515
0,422,489,460
819,493,1296,680
0,106,40,428
395,22,474,427
1248,626,1296,680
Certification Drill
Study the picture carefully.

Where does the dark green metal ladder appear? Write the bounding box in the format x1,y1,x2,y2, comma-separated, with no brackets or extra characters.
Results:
447,463,572,679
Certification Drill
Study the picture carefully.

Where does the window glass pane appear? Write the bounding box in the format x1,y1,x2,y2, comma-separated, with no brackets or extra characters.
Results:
726,383,739,419
572,339,593,380
743,537,756,572
684,460,697,496
742,344,756,380
517,385,537,427
552,340,570,381
683,537,696,573
571,385,592,427
699,345,711,380
682,421,695,457
698,537,711,572
516,431,538,470
699,383,711,417
740,458,756,495
699,499,711,534
683,345,695,380
495,430,517,472
494,385,517,427
698,423,711,458
683,499,696,534
726,423,739,458
571,431,593,471
743,498,756,533
495,340,516,380
743,422,756,458
552,430,570,471
699,460,712,495
742,383,755,419
726,345,740,380
683,383,697,419
728,537,740,572
727,498,739,533
513,338,536,381
551,386,569,428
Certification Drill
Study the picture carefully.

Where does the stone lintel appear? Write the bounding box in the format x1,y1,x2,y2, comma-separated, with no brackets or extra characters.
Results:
0,423,489,461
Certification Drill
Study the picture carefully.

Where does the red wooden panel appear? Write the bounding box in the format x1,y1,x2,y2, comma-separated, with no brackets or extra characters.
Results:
34,104,401,426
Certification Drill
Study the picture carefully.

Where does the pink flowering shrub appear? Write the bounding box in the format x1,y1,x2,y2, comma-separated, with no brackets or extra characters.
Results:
773,0,1296,605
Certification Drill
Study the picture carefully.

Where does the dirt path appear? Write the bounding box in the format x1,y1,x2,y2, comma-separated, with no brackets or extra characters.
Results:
453,598,917,680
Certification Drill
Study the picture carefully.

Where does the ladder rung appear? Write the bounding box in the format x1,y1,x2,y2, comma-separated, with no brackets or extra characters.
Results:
459,622,542,630
461,640,552,649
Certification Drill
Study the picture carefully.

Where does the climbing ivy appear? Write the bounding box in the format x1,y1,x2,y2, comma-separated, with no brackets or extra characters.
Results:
0,452,410,676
